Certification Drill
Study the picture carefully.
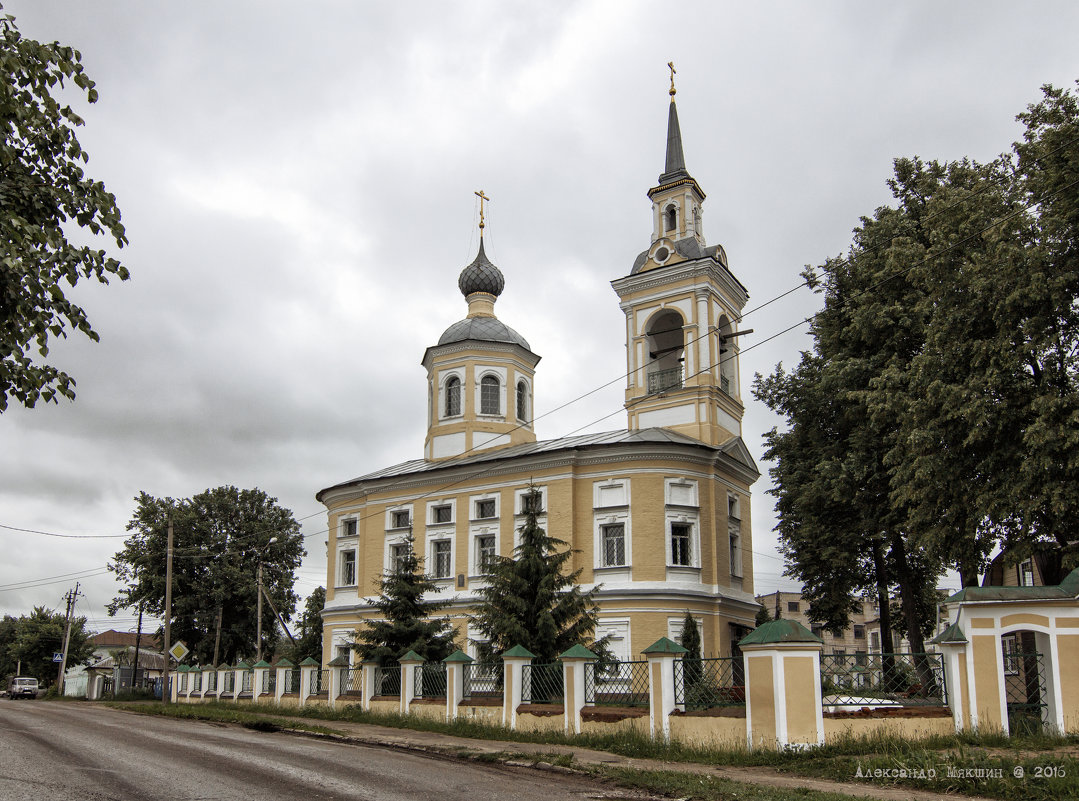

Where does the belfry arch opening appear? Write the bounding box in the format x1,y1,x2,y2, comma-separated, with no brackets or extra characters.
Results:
718,314,737,396
664,204,677,233
646,309,684,393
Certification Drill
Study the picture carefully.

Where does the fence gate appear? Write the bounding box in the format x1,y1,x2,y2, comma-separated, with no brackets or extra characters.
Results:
1002,636,1048,733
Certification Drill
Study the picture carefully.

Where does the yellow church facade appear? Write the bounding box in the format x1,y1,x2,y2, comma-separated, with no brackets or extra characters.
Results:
318,87,760,664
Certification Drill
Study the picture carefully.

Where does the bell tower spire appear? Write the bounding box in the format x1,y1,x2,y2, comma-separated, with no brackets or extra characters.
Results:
611,70,750,447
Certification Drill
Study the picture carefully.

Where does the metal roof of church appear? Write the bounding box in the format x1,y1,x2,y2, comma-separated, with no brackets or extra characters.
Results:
319,428,758,497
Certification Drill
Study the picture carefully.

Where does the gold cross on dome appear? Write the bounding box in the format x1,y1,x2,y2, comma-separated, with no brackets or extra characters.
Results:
475,190,490,234
668,62,677,97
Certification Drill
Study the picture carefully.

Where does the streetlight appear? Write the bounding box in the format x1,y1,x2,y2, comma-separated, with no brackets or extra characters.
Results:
256,537,278,663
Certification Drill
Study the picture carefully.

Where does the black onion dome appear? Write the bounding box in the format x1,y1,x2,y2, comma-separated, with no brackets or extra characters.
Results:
457,239,505,297
438,317,531,350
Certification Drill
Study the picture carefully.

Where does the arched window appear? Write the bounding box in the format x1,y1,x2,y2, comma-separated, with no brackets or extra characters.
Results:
516,380,528,422
664,204,677,232
480,375,500,415
693,206,701,235
646,309,685,394
718,315,736,396
445,376,461,416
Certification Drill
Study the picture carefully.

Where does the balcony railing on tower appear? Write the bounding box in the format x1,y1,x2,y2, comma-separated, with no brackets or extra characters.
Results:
647,366,683,394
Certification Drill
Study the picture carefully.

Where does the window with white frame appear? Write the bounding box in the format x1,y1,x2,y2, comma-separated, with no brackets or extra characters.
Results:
431,504,452,524
1002,634,1021,674
432,539,452,579
475,534,496,572
727,493,740,520
480,375,500,415
515,486,546,516
665,478,698,508
474,497,497,520
342,518,358,538
516,380,528,422
340,549,356,586
389,542,411,573
445,375,462,417
670,522,693,566
388,508,411,529
1020,560,1035,586
729,527,742,577
601,523,626,567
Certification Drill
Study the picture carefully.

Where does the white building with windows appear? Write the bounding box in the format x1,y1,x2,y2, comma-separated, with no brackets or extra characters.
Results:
318,87,760,664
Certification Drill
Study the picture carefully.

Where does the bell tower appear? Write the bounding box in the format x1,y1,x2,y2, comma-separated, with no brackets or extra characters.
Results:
611,69,750,447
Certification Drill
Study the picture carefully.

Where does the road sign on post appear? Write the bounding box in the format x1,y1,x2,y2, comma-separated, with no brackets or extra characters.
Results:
52,652,63,663
169,641,190,663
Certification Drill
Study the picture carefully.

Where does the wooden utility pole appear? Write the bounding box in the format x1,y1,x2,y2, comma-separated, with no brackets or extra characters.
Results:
55,582,80,693
212,605,223,668
162,514,174,703
131,604,143,693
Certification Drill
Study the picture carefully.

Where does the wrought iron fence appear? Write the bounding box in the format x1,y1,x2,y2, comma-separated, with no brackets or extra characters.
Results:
675,656,745,709
819,652,946,707
414,662,448,699
191,672,202,692
1003,651,1047,732
282,667,301,694
647,366,683,394
586,660,650,707
310,669,328,695
240,671,253,693
522,663,563,704
462,662,502,700
340,668,361,695
205,672,217,692
374,664,401,697
261,669,276,695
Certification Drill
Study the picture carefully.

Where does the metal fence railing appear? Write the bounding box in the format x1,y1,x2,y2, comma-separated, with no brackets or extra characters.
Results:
283,667,301,694
221,671,235,694
521,663,563,705
310,669,328,695
240,671,253,693
1003,651,1047,731
340,668,361,695
191,672,202,693
205,672,217,693
647,366,683,393
261,669,276,695
586,660,650,707
414,662,448,699
462,662,502,700
374,664,401,697
819,652,947,708
675,656,745,709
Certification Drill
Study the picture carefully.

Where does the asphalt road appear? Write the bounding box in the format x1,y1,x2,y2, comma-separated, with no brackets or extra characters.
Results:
0,701,646,801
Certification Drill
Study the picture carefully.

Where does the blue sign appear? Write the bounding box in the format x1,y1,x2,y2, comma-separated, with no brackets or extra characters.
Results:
52,652,63,662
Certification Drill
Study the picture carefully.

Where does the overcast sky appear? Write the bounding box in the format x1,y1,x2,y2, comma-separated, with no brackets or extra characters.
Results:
3,1,1077,634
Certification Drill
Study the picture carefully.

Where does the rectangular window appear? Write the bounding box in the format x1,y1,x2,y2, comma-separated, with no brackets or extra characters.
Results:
475,499,496,519
728,494,740,520
1020,560,1035,586
343,519,357,538
811,625,824,639
433,540,452,578
601,523,625,567
341,550,356,586
729,530,742,577
390,543,410,573
1002,634,1020,674
522,492,543,514
432,505,452,524
476,535,496,571
391,510,410,529
855,651,867,666
670,523,692,566
787,601,800,613
853,624,865,639
870,631,880,651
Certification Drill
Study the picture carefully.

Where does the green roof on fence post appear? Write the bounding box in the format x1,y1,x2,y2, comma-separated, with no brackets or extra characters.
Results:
503,645,536,659
930,622,968,645
558,644,596,660
642,637,688,655
399,650,424,662
252,659,272,668
327,655,349,667
300,657,320,666
275,657,295,668
235,661,251,670
739,619,823,646
444,649,474,663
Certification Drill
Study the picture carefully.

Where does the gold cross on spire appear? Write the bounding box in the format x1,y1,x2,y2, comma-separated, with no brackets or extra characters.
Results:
668,61,677,97
475,189,490,235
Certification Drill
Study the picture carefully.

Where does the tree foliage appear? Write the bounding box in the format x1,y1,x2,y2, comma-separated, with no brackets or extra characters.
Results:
0,606,94,685
0,5,128,411
755,82,1079,626
284,586,324,664
107,486,305,666
469,488,606,664
351,534,457,664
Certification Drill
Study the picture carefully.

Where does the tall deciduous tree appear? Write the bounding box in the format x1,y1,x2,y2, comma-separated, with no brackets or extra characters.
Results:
0,5,128,411
469,488,606,664
285,586,325,664
108,486,305,665
2,606,93,685
352,534,457,664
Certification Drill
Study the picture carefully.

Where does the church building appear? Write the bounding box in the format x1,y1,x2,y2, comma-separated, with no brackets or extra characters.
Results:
318,83,760,664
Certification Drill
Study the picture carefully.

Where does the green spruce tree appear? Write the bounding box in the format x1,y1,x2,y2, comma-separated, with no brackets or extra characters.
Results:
469,487,605,664
352,534,457,665
678,611,702,686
